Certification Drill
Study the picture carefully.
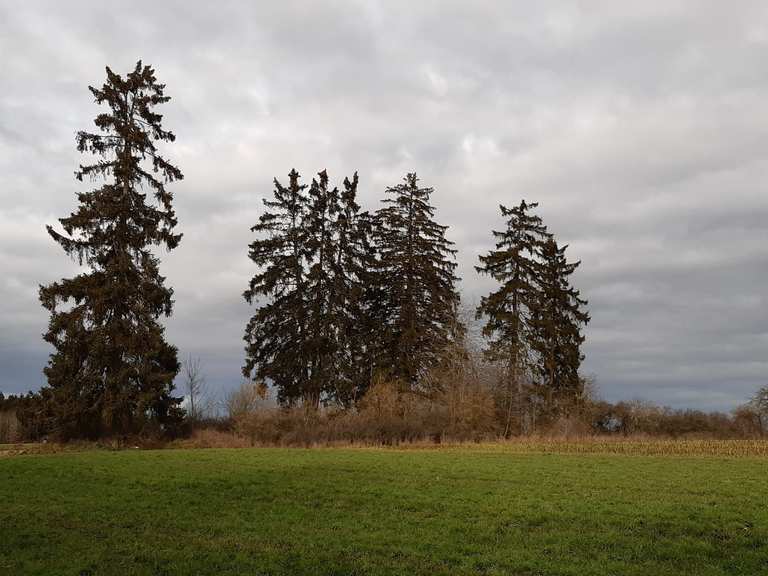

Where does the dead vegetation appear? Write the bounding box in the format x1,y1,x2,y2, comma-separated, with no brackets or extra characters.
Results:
0,410,20,444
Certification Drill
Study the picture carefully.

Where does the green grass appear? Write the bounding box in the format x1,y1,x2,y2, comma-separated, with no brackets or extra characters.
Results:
1,447,767,575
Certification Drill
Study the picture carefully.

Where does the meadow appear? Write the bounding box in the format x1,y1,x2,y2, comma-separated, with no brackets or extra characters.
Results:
2,442,767,575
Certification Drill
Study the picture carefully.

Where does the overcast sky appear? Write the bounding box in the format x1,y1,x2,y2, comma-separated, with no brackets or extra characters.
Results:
2,1,767,411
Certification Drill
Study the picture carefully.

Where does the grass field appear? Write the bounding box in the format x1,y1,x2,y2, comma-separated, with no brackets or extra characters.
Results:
2,444,767,575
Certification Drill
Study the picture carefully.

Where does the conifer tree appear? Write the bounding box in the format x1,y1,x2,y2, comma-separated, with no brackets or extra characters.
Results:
330,207,386,404
476,200,549,436
303,170,340,407
39,62,183,439
529,238,590,416
327,174,376,405
244,170,370,408
243,169,310,405
373,173,461,391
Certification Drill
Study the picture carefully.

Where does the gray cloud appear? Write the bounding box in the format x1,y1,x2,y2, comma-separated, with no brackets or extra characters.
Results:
1,1,767,410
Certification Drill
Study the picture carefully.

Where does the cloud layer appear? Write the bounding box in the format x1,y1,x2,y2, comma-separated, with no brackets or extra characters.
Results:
2,1,767,410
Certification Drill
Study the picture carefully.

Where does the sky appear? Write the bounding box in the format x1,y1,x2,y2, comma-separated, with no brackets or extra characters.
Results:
1,1,767,411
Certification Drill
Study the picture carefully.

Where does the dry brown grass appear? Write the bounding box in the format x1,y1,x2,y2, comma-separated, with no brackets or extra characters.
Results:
158,434,768,457
5,434,768,458
168,416,768,457
171,428,253,449
466,437,768,457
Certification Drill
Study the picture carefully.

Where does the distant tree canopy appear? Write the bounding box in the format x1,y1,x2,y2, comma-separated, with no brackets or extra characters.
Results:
37,61,184,440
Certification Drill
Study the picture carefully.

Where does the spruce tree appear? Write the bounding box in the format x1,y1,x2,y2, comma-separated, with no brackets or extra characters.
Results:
476,200,549,436
244,170,370,408
243,169,310,405
39,62,184,440
327,173,376,405
373,173,461,392
529,238,590,417
303,170,339,407
339,208,386,404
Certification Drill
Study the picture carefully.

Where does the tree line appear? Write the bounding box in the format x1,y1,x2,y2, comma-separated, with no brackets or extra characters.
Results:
18,60,759,444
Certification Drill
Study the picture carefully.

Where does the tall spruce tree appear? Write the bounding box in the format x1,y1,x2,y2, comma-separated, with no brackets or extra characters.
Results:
373,173,461,391
243,169,310,405
343,208,387,403
39,62,184,440
529,238,590,416
476,200,549,436
327,173,376,405
303,170,340,407
244,170,370,407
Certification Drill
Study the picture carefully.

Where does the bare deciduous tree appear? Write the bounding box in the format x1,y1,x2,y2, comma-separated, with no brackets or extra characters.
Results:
225,381,268,420
751,385,768,436
182,355,212,422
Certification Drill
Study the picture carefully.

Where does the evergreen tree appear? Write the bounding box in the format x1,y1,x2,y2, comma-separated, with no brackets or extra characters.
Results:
244,170,370,408
303,170,340,407
330,207,386,405
373,173,461,391
39,62,184,440
327,174,376,405
529,239,590,416
475,200,549,436
243,169,310,405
